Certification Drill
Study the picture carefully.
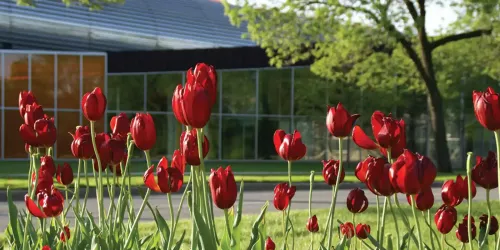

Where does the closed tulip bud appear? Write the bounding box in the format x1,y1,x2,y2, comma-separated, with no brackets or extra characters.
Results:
456,216,476,243
110,113,130,140
19,91,37,117
187,63,218,107
273,182,296,211
25,187,65,218
273,129,307,161
181,129,209,166
40,156,56,177
347,188,368,213
406,187,434,211
473,87,500,131
23,103,44,127
60,226,70,242
340,222,355,239
130,113,156,151
326,103,360,138
56,163,73,186
20,116,57,148
105,136,126,166
81,87,107,121
389,150,436,195
265,237,275,250
144,154,184,193
322,159,345,185
480,214,498,235
442,175,475,207
364,156,395,196
472,151,498,190
306,215,319,233
355,223,371,239
434,204,457,234
70,130,94,159
209,166,237,209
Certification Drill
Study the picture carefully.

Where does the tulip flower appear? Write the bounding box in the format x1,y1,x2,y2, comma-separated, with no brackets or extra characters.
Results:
355,155,374,183
70,126,94,159
186,63,218,107
104,136,126,166
42,245,51,250
346,188,369,213
356,223,371,239
32,168,54,195
130,113,156,151
109,164,123,177
23,103,44,128
353,111,406,159
180,129,209,166
306,215,319,233
25,187,64,218
406,187,434,211
456,216,476,243
480,214,498,235
273,182,296,211
19,91,37,117
144,152,184,193
81,87,107,121
472,151,498,189
389,149,437,194
322,159,345,185
364,156,395,196
340,222,355,239
92,133,111,171
472,87,500,131
40,156,56,177
273,129,307,161
209,166,237,209
56,163,74,186
325,103,360,138
110,113,130,140
434,204,457,234
265,237,275,250
441,175,476,207
60,226,70,242
20,115,57,148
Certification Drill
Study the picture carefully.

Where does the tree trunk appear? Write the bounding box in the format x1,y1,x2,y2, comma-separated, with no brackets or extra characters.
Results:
426,89,453,172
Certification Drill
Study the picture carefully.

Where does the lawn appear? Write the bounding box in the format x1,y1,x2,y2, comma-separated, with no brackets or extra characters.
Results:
138,201,497,249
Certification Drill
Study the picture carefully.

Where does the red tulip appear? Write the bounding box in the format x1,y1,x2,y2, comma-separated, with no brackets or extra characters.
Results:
25,187,64,218
456,215,476,243
209,166,237,209
355,224,371,239
40,156,56,177
104,136,126,166
32,168,54,195
406,187,434,211
326,103,360,138
81,87,107,121
273,182,296,211
42,245,51,250
273,130,307,161
306,215,319,233
340,222,355,239
353,111,406,159
70,126,94,159
441,175,475,207
186,63,218,107
434,204,457,234
347,188,369,213
389,149,436,195
180,129,209,166
322,159,345,185
480,214,499,235
56,163,73,186
472,151,498,189
19,91,37,117
130,113,156,151
473,87,500,131
110,113,130,140
60,226,70,242
355,156,374,183
144,153,184,193
364,157,395,196
92,133,111,171
265,237,275,250
23,103,44,127
20,115,57,147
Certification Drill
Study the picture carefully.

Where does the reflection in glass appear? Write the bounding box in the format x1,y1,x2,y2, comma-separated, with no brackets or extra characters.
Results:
108,75,144,111
258,69,292,115
57,55,80,109
257,117,291,160
205,115,220,160
293,67,329,116
83,56,105,93
294,117,327,160
4,54,28,107
4,110,26,158
149,114,170,160
221,116,255,159
221,70,256,114
146,73,181,111
32,55,55,108
56,112,80,158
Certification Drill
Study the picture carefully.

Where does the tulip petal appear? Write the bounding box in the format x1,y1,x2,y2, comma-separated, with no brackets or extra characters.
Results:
352,126,378,150
25,195,47,218
273,130,286,155
371,111,384,140
143,166,161,192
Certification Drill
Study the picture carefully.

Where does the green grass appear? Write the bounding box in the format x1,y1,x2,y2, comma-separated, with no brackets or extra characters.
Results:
137,201,497,249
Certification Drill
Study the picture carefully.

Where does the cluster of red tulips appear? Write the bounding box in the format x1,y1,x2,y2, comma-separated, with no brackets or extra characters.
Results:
6,62,500,250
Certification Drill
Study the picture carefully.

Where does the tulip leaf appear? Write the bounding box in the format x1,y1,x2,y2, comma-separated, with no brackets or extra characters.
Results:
86,211,100,235
233,181,244,228
247,201,269,250
172,230,186,250
139,231,154,247
153,207,171,247
6,188,21,247
73,207,89,238
77,239,90,250
335,236,346,250
479,224,488,249
386,234,393,250
366,230,385,250
319,244,328,250
193,207,217,250
399,227,414,250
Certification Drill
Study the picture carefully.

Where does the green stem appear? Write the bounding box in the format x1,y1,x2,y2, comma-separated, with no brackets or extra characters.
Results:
376,195,381,243
190,165,199,250
224,209,232,242
423,211,439,250
442,234,445,250
81,160,89,216
495,131,500,207
481,189,492,247
410,195,423,250
308,171,314,250
90,121,105,226
75,159,81,213
388,197,400,249
284,160,293,244
55,216,69,250
327,138,343,248
394,193,419,246
321,187,334,244
195,129,210,222
124,188,151,248
380,196,388,248
466,152,473,250
22,154,37,250
168,176,191,250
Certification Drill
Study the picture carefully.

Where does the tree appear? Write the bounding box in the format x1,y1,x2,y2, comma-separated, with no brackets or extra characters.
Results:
222,0,500,172
17,0,123,10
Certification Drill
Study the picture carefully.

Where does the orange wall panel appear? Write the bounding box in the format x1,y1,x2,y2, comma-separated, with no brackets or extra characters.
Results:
57,55,80,109
32,55,55,109
82,56,106,132
4,110,26,158
4,54,29,107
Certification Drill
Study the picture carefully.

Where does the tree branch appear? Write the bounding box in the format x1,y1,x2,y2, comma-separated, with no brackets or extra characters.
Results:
403,0,419,23
431,29,493,50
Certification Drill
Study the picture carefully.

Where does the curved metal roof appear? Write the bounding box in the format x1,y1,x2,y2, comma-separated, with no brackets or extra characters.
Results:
0,0,255,51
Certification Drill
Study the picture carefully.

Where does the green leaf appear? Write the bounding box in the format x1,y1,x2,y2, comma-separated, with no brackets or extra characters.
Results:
233,181,244,229
335,236,346,250
153,207,171,247
247,201,269,250
367,230,385,250
73,207,89,238
6,187,21,247
399,227,414,250
479,223,488,249
193,207,217,250
139,232,154,247
386,234,393,250
172,230,186,250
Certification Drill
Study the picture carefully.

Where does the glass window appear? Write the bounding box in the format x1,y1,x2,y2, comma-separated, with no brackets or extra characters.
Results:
4,110,26,158
258,69,292,115
0,109,2,158
107,75,144,111
32,54,55,109
293,67,329,116
294,117,327,160
204,114,220,160
221,116,256,159
57,55,80,109
221,70,257,114
146,73,181,112
82,56,105,93
81,115,105,137
149,114,171,159
56,112,80,158
4,54,29,107
257,117,291,160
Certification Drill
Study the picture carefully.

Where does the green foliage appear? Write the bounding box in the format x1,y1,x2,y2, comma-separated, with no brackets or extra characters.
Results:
16,0,124,10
